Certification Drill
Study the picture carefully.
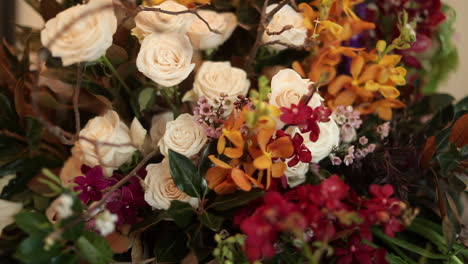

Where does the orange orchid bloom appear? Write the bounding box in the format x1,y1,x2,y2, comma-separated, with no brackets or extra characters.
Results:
356,99,406,120
217,109,246,159
251,129,294,189
206,156,263,195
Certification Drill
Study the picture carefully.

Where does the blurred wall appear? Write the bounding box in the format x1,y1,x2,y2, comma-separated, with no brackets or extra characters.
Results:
15,0,467,100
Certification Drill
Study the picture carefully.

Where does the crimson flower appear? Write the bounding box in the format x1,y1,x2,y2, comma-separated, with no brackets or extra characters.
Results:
106,177,147,225
335,235,388,264
280,102,331,142
74,166,115,203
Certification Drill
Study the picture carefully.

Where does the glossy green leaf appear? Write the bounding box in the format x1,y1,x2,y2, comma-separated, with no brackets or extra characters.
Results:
15,211,53,236
200,212,223,231
153,222,189,262
168,149,205,198
209,189,264,211
167,200,195,228
76,231,112,264
138,88,155,112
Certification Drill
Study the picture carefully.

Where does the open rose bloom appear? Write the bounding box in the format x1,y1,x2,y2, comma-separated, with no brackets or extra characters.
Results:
0,0,465,263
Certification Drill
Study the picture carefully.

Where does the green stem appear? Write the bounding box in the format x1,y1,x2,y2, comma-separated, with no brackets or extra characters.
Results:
101,56,131,94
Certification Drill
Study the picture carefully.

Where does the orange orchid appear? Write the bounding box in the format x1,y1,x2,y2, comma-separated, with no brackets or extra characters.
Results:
205,156,263,195
250,129,294,189
217,109,246,159
357,99,406,120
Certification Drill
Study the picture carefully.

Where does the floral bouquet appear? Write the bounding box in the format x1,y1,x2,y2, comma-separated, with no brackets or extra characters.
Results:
0,0,466,264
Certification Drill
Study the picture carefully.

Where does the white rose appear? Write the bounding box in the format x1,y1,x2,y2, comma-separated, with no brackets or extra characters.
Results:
269,69,312,108
184,61,250,112
144,160,199,210
159,113,207,158
187,10,237,50
305,120,340,163
284,161,309,188
0,199,22,236
132,1,195,40
40,0,117,66
75,110,147,176
150,112,174,146
137,33,195,87
261,4,307,51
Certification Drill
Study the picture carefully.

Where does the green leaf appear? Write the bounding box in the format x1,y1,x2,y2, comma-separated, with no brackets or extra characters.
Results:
15,211,53,236
16,234,62,264
138,88,156,112
437,144,461,177
130,211,169,233
200,212,223,231
153,222,189,262
168,149,205,198
25,117,44,150
50,255,79,264
455,96,468,113
210,189,264,211
76,231,112,264
198,140,217,180
167,200,195,228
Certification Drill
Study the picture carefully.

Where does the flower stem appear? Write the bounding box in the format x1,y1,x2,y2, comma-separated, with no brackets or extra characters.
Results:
101,56,131,95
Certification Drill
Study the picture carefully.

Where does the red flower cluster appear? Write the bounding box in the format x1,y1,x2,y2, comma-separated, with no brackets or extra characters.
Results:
276,130,312,167
280,102,331,142
238,175,409,263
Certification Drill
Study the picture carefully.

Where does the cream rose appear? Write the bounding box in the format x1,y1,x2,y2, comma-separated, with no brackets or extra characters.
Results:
159,113,207,158
75,110,147,176
40,0,117,66
137,33,195,87
269,69,312,108
150,112,174,146
0,199,22,236
304,120,340,163
184,61,250,112
261,4,307,51
284,161,309,188
144,159,199,210
187,10,237,50
132,1,195,40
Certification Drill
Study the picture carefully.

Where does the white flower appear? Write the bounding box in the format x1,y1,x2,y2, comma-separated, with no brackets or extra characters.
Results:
286,116,340,163
305,119,340,163
159,113,207,158
184,61,250,113
95,210,118,236
261,4,307,51
74,110,147,176
132,1,195,40
46,194,74,223
144,160,199,210
269,69,312,108
187,10,237,50
0,199,22,235
40,0,117,66
150,112,174,146
137,33,195,87
284,161,309,188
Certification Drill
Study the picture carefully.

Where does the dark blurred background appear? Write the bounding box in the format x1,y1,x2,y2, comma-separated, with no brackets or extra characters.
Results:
0,1,16,44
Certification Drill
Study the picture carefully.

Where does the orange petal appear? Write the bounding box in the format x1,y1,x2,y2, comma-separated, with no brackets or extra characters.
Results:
217,136,226,154
374,99,406,108
206,167,229,189
208,155,231,169
257,129,275,152
243,162,257,177
358,64,382,84
231,168,252,192
224,130,244,148
224,147,243,159
292,61,306,78
271,162,287,178
364,80,380,92
257,116,277,130
233,109,246,130
334,90,357,106
379,55,402,67
356,103,374,114
253,154,272,170
268,137,294,158
376,106,392,120
214,181,238,195
328,75,353,95
379,85,400,99
350,56,364,80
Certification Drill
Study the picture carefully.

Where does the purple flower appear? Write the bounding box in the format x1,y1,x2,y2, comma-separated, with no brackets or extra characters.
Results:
359,136,369,145
106,177,147,225
74,166,115,203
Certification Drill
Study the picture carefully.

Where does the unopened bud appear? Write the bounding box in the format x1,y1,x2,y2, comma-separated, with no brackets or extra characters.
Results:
376,40,387,53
